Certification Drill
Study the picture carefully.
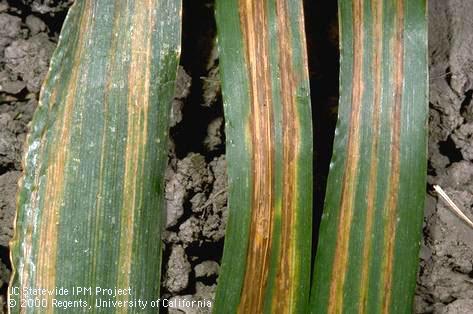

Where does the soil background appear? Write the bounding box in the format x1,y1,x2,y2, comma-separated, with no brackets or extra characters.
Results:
0,0,472,313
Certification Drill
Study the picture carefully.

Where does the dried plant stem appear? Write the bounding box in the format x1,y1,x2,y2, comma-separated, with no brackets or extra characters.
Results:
434,185,473,229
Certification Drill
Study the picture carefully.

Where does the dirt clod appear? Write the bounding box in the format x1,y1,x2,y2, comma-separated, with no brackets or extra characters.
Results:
165,245,192,294
22,0,74,15
4,33,56,93
0,171,20,246
204,117,223,152
194,261,219,279
25,15,46,35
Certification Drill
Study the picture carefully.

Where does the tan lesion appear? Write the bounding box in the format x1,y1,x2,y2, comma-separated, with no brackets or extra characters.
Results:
237,0,308,312
358,0,384,312
117,0,156,305
325,0,405,312
327,0,365,313
381,0,404,312
32,2,94,312
272,0,303,312
237,0,275,312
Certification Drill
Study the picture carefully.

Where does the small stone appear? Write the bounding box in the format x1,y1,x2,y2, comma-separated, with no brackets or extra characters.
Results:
170,99,184,127
0,1,8,12
201,64,220,107
166,168,186,227
4,33,56,93
25,15,47,35
190,193,207,212
163,231,180,244
165,245,191,293
446,161,473,187
194,261,219,278
204,117,223,151
0,80,26,94
202,210,227,241
195,282,216,301
0,171,21,246
178,216,201,244
0,113,11,127
174,66,191,99
209,155,227,194
440,299,473,314
177,153,213,192
0,13,21,39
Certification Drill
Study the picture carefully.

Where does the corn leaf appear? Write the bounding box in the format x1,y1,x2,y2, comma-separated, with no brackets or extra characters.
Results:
214,0,313,313
310,0,427,313
9,0,181,312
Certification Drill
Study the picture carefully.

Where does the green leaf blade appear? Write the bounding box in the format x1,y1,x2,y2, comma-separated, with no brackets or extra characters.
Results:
9,1,182,313
310,0,428,313
214,0,313,313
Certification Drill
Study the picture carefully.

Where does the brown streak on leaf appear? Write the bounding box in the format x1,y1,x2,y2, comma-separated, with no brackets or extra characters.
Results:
327,0,364,312
298,0,310,81
32,2,93,312
381,0,403,312
272,0,300,312
358,1,383,312
91,0,123,293
237,0,275,312
117,0,155,304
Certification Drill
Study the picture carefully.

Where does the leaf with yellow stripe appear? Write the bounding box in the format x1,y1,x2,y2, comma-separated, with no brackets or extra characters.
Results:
8,0,181,312
214,0,313,313
310,0,427,313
